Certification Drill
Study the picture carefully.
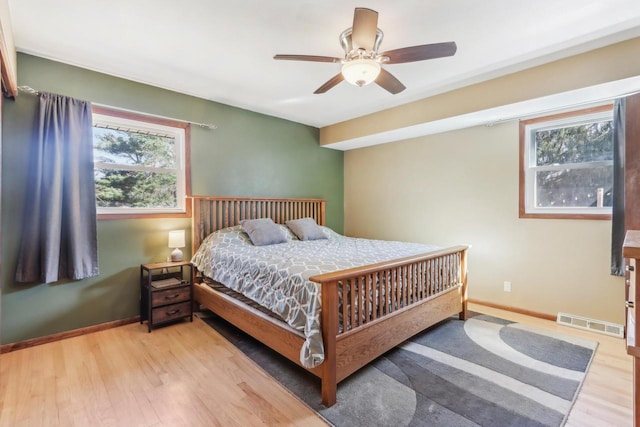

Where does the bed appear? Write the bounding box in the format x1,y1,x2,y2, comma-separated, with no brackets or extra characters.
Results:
190,196,468,407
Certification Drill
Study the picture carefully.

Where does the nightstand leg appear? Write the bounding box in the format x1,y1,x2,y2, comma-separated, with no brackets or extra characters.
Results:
147,271,153,332
190,264,194,322
140,266,144,324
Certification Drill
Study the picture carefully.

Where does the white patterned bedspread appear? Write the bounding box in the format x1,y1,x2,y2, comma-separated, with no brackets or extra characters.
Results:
191,225,439,368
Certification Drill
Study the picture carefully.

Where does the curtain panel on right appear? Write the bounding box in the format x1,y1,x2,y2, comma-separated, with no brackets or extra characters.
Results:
611,98,626,277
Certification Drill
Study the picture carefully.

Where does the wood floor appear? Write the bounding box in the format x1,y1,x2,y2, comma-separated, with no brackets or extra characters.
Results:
0,302,633,426
0,316,326,427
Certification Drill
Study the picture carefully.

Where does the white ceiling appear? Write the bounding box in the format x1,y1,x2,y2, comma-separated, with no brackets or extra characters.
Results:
8,0,640,129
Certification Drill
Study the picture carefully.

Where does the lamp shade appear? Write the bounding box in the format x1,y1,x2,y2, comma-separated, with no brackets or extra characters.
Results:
341,58,381,87
168,230,185,249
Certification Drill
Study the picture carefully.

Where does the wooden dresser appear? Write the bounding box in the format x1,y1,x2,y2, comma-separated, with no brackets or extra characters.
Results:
623,230,640,426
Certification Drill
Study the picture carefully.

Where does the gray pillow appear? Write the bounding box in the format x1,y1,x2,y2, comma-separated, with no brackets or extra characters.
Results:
286,218,327,241
240,218,288,246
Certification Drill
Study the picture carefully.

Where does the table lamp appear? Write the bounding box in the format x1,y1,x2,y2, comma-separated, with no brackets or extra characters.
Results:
168,230,185,262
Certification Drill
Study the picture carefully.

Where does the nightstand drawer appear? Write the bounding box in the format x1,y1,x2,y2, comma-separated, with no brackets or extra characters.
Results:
152,302,191,324
152,286,190,306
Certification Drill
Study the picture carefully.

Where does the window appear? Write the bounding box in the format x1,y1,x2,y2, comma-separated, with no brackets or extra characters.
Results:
92,106,191,219
519,105,613,219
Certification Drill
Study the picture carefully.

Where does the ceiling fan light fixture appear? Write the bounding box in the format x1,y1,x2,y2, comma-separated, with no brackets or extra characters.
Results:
341,58,381,87
274,8,457,94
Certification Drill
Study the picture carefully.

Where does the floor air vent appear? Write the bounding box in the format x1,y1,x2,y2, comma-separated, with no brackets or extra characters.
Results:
557,312,624,338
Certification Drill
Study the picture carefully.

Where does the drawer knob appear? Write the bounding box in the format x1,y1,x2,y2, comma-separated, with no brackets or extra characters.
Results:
626,301,635,309
165,293,180,300
166,309,181,315
627,265,635,272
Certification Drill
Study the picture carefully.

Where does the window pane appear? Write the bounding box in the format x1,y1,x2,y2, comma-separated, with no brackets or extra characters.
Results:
535,166,612,208
95,168,177,208
93,128,176,168
535,121,613,166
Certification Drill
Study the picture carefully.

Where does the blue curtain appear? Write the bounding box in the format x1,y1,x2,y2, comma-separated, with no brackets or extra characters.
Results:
611,98,626,276
15,92,99,283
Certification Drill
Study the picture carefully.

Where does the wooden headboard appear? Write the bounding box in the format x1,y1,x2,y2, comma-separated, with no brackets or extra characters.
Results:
190,196,326,255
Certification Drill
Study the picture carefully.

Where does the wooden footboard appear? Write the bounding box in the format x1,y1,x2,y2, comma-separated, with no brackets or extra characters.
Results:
311,245,468,406
190,196,468,407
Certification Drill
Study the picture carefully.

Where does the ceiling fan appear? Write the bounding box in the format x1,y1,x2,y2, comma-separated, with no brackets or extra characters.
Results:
274,7,457,95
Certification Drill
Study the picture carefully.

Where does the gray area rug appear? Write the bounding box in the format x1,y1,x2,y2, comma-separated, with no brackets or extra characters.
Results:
199,311,597,427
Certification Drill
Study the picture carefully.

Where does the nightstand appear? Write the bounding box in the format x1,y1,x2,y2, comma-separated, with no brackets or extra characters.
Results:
140,261,194,332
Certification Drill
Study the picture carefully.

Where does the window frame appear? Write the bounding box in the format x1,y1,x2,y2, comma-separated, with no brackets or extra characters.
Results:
92,106,191,220
519,105,613,220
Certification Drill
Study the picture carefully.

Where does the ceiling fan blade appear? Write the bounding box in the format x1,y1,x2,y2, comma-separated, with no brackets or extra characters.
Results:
375,68,406,94
274,54,342,63
314,73,344,94
352,8,378,51
381,42,457,64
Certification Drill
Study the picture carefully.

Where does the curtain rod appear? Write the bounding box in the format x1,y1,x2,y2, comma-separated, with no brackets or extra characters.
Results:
17,86,218,130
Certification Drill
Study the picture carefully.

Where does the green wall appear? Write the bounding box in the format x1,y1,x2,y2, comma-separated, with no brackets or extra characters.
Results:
1,53,344,344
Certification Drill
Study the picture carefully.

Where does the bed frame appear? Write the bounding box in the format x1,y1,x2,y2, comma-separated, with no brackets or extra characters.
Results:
190,196,468,407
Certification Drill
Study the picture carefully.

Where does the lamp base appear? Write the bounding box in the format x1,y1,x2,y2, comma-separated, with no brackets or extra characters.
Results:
171,248,183,262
